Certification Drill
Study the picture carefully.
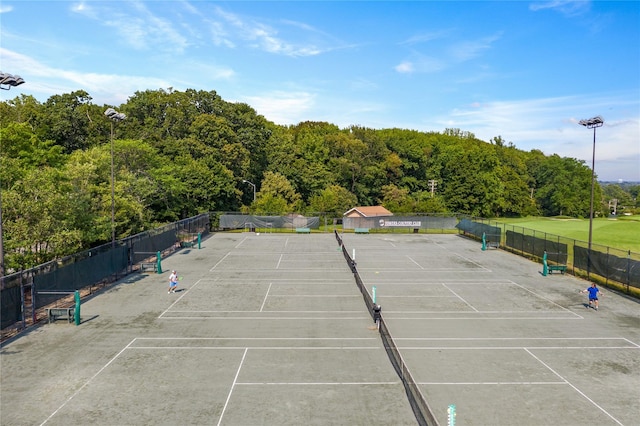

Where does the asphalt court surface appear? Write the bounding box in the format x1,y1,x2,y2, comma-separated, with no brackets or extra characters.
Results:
340,232,640,426
1,232,639,426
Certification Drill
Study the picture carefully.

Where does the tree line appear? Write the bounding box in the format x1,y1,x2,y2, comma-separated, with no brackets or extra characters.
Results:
1,87,630,272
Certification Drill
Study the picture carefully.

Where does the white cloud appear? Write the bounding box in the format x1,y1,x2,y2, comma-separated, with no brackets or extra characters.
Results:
529,1,591,17
242,91,316,125
211,6,327,57
432,94,640,181
449,32,502,62
0,4,14,13
395,61,414,74
70,1,189,53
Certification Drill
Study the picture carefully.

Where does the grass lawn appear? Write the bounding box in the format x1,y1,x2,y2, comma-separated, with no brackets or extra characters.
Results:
496,216,640,253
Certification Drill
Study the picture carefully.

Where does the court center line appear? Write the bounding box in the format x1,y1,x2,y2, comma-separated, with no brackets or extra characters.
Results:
508,280,581,317
276,254,283,269
217,348,248,426
260,282,272,312
237,381,400,385
210,252,231,271
524,348,623,426
406,255,424,269
234,236,248,249
40,338,136,426
442,283,478,312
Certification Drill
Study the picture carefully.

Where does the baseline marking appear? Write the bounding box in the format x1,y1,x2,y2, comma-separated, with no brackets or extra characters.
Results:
406,255,424,269
524,348,623,425
260,283,272,312
442,283,478,312
210,252,231,271
217,348,247,426
40,339,136,425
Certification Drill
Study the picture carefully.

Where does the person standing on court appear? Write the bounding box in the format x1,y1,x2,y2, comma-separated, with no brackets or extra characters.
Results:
168,270,178,293
581,283,603,310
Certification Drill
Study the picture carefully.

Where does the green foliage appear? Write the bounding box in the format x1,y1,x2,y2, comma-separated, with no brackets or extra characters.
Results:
0,87,615,271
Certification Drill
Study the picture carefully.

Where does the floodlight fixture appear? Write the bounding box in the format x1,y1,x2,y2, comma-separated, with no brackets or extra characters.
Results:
242,180,256,201
0,72,25,90
0,71,26,275
578,115,604,279
578,116,604,129
105,108,127,248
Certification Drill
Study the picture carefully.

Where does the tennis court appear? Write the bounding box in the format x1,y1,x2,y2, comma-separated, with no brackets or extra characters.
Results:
1,232,638,425
340,232,640,426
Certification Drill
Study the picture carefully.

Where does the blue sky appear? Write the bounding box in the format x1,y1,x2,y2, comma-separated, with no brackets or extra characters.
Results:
1,1,638,181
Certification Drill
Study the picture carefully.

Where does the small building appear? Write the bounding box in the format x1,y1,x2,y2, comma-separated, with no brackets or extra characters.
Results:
343,206,393,218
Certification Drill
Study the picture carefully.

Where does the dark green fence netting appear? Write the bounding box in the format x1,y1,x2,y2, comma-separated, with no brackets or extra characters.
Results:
574,246,640,289
506,231,568,260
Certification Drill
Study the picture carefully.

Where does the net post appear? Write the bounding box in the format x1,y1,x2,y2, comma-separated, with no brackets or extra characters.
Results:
481,232,487,251
156,251,162,274
197,232,202,249
74,290,81,326
542,251,548,276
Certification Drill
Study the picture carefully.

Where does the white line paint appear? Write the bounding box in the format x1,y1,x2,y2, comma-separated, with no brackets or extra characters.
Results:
40,339,136,425
260,283,272,312
524,348,624,425
276,254,283,269
209,252,231,271
442,283,478,312
217,348,248,426
406,255,424,269
507,280,581,317
237,381,400,385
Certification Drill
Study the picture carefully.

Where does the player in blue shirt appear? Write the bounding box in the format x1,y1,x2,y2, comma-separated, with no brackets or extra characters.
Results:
581,283,603,310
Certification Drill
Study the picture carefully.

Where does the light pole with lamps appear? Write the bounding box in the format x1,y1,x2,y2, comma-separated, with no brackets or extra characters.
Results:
104,108,126,248
242,180,256,201
578,115,603,279
0,72,26,276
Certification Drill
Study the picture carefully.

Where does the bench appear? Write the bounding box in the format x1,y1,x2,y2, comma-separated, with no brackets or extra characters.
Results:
295,227,311,234
46,307,75,323
180,240,196,248
486,241,500,248
547,264,567,274
354,228,369,234
140,262,157,272
542,251,568,276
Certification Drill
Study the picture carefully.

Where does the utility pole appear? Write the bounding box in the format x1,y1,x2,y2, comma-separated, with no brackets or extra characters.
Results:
428,179,438,196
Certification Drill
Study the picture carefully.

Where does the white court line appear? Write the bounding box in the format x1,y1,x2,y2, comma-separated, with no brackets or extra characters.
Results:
165,310,365,313
40,339,136,425
130,346,382,350
452,252,491,271
237,381,399,385
507,280,582,318
210,252,231,271
442,283,478,312
260,282,272,311
217,348,247,426
234,237,249,249
419,381,565,385
160,316,370,320
524,348,624,425
622,337,640,348
270,295,362,297
384,315,582,320
276,254,283,269
405,255,424,269
134,337,377,341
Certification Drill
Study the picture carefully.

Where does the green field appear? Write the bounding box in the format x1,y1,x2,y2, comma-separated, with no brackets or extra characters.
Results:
496,216,640,253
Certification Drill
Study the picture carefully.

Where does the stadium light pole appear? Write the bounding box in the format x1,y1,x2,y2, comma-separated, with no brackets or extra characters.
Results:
242,180,256,201
104,108,127,248
578,115,603,279
0,72,26,276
